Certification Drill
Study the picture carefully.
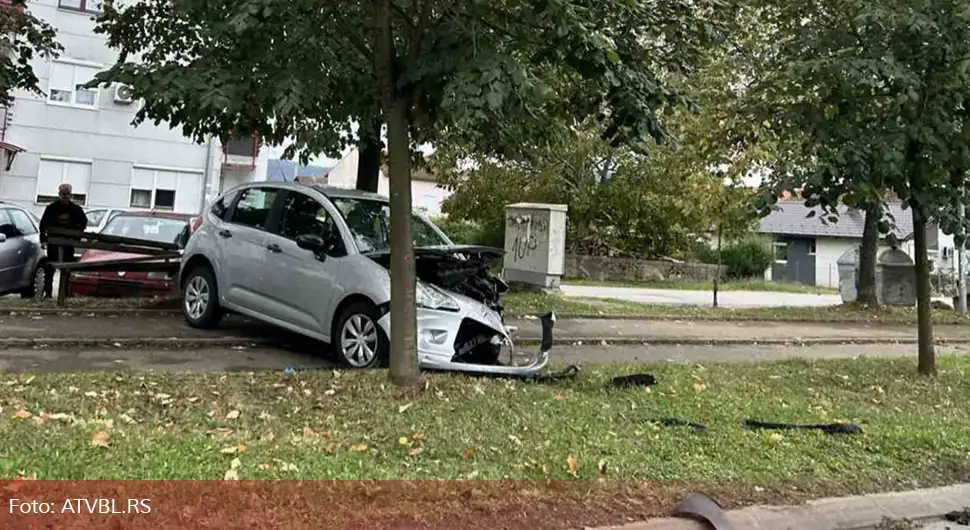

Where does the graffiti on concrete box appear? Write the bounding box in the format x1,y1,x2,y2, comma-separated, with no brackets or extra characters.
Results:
506,212,548,264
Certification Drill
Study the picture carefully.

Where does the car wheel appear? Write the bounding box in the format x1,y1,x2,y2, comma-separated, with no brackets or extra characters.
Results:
182,266,223,329
19,263,45,299
333,301,389,369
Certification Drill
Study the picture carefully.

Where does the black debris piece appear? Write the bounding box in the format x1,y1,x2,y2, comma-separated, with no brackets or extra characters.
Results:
610,373,657,388
648,418,708,432
945,507,970,525
529,364,580,382
743,419,862,435
672,492,734,530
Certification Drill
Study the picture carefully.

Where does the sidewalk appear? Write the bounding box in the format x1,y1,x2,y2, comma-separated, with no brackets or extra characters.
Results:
2,311,970,345
598,483,970,530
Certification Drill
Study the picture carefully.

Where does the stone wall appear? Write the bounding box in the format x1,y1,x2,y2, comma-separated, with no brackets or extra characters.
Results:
563,254,726,282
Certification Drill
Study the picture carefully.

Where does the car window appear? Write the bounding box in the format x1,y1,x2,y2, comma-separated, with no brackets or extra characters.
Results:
277,192,343,248
0,208,16,238
102,215,189,245
210,190,238,220
8,208,38,236
330,197,450,253
86,209,106,226
229,187,277,230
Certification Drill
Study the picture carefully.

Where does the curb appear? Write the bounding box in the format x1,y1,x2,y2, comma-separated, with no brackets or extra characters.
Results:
3,336,970,350
594,482,970,530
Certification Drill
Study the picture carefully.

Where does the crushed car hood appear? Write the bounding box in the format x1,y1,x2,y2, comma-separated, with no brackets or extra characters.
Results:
365,245,509,312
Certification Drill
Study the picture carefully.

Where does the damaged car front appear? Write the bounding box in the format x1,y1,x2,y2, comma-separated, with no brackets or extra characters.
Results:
327,190,552,376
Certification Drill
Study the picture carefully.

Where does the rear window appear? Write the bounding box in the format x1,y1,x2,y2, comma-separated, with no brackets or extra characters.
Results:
102,215,189,246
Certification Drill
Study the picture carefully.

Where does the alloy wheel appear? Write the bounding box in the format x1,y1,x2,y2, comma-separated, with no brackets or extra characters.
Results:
184,275,210,320
32,267,45,298
340,314,379,367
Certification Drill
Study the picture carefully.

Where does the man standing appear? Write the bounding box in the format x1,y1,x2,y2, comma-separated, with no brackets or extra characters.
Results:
38,183,87,298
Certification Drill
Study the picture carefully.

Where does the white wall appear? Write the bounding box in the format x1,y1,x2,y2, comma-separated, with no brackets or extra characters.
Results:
326,148,451,216
814,236,929,288
0,0,265,216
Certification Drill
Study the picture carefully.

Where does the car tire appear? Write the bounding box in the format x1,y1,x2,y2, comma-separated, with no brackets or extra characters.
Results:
332,301,389,369
19,263,45,299
182,265,223,329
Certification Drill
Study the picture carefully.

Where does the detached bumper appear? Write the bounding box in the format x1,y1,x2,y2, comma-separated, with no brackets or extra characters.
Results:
376,305,554,377
70,274,175,298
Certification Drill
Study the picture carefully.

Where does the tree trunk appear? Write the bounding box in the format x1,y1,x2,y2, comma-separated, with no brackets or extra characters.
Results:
912,202,936,375
857,202,881,305
373,0,420,387
356,116,382,193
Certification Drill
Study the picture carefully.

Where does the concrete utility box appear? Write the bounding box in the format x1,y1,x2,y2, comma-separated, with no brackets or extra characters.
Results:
876,248,916,306
503,203,568,289
837,245,860,304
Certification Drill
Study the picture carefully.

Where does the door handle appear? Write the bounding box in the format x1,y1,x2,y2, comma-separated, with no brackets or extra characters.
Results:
218,229,232,239
266,243,282,253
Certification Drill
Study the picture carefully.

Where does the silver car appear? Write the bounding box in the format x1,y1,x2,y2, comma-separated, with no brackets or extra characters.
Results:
177,181,549,375
0,202,46,298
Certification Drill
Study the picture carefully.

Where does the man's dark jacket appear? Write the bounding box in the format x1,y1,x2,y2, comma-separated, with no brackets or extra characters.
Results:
39,200,87,260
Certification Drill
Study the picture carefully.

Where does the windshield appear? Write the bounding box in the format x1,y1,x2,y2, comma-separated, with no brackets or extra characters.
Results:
102,215,189,245
330,197,450,253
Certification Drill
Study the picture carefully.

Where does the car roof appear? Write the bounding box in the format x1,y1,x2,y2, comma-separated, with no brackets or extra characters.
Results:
228,180,390,203
108,210,194,221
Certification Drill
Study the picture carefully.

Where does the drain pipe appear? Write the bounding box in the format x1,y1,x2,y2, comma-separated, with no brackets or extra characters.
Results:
198,136,214,214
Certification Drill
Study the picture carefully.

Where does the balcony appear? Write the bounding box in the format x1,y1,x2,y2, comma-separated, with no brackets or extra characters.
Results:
222,134,258,170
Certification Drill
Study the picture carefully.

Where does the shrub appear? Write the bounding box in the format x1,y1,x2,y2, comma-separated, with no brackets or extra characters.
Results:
431,216,504,247
717,237,774,279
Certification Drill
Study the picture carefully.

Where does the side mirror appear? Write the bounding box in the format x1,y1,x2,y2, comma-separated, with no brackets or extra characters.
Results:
295,234,329,258
0,233,6,243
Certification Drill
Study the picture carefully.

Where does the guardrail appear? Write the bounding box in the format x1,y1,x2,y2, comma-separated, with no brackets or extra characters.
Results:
44,227,182,305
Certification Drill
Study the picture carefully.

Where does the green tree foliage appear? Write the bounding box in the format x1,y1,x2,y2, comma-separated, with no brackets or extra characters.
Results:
695,236,773,279
0,0,61,106
745,0,970,375
90,0,732,386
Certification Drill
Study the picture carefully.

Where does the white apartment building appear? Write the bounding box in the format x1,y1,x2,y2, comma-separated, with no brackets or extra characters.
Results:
0,0,269,217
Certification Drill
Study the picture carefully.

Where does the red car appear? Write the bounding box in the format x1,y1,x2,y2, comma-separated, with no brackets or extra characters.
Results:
69,210,196,298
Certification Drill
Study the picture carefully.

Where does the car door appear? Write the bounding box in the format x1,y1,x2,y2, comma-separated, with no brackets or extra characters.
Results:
260,190,347,334
0,208,28,290
7,207,42,288
218,186,282,311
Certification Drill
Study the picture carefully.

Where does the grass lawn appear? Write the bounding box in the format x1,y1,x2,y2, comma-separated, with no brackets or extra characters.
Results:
566,277,839,295
2,291,968,326
2,357,970,527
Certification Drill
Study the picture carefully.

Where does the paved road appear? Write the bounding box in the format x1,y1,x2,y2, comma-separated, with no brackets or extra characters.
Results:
561,284,845,308
2,343,969,373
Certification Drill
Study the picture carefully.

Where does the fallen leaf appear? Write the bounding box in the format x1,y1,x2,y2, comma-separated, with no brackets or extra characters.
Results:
413,432,425,441
220,445,247,454
463,448,475,459
598,459,608,474
567,455,578,474
771,433,784,442
187,397,200,403
12,410,31,420
303,427,318,438
692,383,708,392
398,403,413,413
398,437,409,446
260,431,276,443
508,434,522,446
542,464,549,475
226,410,240,420
466,470,479,479
207,428,234,438
349,444,369,452
84,391,98,398
23,376,34,385
553,393,563,401
257,463,272,471
408,447,424,456
90,431,110,448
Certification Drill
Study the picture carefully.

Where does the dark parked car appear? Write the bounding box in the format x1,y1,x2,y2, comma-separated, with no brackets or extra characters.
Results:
69,210,194,297
0,201,46,298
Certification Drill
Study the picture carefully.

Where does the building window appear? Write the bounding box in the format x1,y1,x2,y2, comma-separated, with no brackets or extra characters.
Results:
808,239,817,255
57,0,103,13
773,241,789,263
35,158,90,205
130,167,182,211
48,61,100,108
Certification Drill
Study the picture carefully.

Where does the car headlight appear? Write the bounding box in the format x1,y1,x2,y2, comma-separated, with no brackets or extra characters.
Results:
416,282,460,312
